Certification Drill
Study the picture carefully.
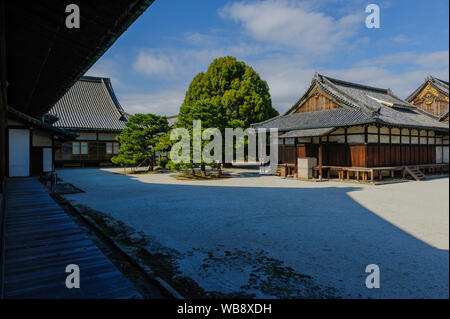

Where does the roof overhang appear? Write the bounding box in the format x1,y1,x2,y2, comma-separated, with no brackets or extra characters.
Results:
279,127,336,138
8,107,77,140
5,1,153,117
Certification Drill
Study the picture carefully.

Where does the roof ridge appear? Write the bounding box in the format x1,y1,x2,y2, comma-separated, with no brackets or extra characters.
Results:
319,76,380,118
318,74,388,93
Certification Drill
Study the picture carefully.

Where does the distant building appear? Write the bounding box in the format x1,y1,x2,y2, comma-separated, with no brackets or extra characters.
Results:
406,76,449,122
5,107,75,177
50,76,129,167
253,73,449,181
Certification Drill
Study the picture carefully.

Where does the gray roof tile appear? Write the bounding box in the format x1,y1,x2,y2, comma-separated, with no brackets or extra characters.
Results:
49,76,128,131
255,74,449,133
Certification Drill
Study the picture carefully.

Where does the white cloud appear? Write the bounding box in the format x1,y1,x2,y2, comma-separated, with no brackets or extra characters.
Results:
219,0,363,54
252,55,449,114
118,89,185,116
393,34,410,44
86,56,128,89
357,51,449,69
133,52,176,76
133,44,262,80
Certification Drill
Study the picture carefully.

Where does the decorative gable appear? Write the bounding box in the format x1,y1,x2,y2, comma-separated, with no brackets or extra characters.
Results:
293,84,345,114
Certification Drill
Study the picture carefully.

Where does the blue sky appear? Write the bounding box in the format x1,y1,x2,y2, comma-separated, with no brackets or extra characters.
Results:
87,0,449,116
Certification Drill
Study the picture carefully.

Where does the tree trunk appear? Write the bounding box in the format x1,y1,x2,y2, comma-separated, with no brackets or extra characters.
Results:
191,167,196,175
201,164,206,177
148,154,154,171
218,164,222,177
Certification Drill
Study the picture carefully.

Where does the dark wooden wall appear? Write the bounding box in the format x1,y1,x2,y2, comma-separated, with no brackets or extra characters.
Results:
279,143,437,167
55,141,114,163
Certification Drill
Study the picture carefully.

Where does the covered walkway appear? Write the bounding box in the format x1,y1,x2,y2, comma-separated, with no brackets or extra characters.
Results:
1,178,140,298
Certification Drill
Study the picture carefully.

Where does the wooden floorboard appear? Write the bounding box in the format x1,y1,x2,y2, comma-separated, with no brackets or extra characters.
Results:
1,177,141,299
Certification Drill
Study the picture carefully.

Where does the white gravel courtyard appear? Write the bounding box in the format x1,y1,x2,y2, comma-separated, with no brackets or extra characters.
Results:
57,168,449,298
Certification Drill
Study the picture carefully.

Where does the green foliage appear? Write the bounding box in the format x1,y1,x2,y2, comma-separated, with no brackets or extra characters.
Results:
182,56,278,127
158,157,169,169
112,113,169,171
172,100,227,174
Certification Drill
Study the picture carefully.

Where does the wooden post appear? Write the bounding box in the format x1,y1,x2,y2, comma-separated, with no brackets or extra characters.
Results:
377,126,381,167
0,0,7,193
318,138,323,180
399,129,403,165
389,127,392,166
410,129,412,165
295,137,298,178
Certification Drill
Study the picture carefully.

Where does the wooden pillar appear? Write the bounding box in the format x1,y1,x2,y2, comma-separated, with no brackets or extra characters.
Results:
409,129,414,164
344,128,348,166
364,126,368,143
318,138,323,180
426,130,429,164
295,138,298,178
389,127,392,167
399,129,402,165
377,126,381,167
0,0,7,193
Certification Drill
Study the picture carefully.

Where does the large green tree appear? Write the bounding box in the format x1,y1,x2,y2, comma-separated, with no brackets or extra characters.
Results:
182,56,278,127
112,114,169,171
174,101,227,176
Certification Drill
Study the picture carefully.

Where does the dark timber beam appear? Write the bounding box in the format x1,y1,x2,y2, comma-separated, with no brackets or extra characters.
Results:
0,0,7,193
318,138,323,180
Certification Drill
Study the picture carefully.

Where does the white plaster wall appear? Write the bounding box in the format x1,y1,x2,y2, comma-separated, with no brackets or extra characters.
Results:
436,146,443,163
391,135,400,144
32,129,52,147
368,134,378,143
443,147,449,163
347,134,365,143
329,135,345,143
347,126,364,134
368,126,378,134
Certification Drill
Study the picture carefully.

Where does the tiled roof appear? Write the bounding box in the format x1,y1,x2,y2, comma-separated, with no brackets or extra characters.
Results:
253,108,375,131
49,76,129,131
254,73,449,133
167,115,178,128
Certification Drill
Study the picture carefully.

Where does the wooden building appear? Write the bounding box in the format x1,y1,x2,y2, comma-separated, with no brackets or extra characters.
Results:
253,73,449,181
6,108,75,177
49,76,130,167
406,76,449,122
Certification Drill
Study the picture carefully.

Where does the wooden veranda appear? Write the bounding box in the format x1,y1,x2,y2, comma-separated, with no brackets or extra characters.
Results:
1,178,140,298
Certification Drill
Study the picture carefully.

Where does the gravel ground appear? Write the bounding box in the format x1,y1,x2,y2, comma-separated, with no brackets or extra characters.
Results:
57,168,449,299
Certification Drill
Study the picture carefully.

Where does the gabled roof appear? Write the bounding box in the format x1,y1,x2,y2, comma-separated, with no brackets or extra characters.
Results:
406,76,449,102
49,76,129,131
254,73,449,133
